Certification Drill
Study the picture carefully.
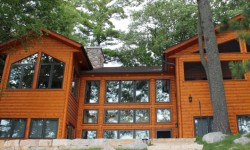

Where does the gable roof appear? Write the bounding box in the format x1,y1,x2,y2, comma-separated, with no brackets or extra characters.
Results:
164,14,244,57
0,29,93,70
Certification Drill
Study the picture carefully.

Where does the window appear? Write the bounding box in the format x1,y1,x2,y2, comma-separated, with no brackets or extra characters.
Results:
67,124,75,139
103,130,149,139
82,130,97,139
83,110,98,124
0,55,6,81
237,115,250,134
218,39,240,53
156,108,171,123
104,109,150,124
29,119,58,139
105,80,149,103
85,81,100,103
194,116,213,137
8,53,38,89
0,118,26,138
37,53,65,89
156,80,170,102
71,70,79,98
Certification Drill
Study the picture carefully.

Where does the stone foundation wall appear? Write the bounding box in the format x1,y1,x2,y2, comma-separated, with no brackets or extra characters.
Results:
0,139,147,150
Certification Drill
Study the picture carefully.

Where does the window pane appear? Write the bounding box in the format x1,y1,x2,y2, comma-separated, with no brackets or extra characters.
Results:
11,119,26,138
85,81,100,103
157,109,171,123
238,116,250,134
105,110,118,123
29,119,44,138
51,64,64,88
7,54,37,89
135,109,150,123
135,130,149,139
106,81,119,103
103,130,118,139
121,81,133,103
41,53,57,63
135,81,149,102
156,80,170,102
120,110,134,123
0,119,11,138
82,130,96,139
37,65,51,88
83,110,98,123
44,119,58,138
119,130,133,139
194,117,213,137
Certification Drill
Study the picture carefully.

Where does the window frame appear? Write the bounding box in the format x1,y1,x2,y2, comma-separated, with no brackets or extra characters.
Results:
193,116,213,137
84,80,100,104
0,118,27,138
105,80,150,103
29,118,58,139
155,79,171,103
104,109,150,124
103,129,150,139
37,53,65,89
82,109,98,124
156,108,171,123
82,130,97,139
236,115,250,134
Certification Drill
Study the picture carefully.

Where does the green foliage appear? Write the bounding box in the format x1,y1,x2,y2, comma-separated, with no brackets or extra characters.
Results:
228,61,245,79
196,134,250,150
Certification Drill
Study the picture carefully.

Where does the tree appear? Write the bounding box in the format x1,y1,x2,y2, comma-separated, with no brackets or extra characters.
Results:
197,0,231,134
75,0,126,46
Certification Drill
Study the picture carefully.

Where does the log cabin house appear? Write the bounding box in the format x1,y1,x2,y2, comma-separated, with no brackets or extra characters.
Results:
0,16,250,139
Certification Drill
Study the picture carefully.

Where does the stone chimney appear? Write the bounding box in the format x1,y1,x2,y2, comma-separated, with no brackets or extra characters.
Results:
85,46,105,69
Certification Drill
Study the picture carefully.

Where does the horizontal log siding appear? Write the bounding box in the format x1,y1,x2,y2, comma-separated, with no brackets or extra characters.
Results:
76,73,178,139
0,36,76,138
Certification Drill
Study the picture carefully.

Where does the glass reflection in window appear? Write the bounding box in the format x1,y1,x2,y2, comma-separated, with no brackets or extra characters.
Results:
83,110,98,124
105,110,118,123
135,80,149,102
85,81,100,103
120,110,134,123
103,130,118,139
156,108,171,123
156,80,170,102
135,109,150,123
82,130,96,139
238,116,250,134
106,81,119,103
135,130,149,139
119,130,133,139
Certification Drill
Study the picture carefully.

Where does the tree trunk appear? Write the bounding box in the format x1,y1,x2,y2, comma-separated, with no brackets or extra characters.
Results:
197,0,231,134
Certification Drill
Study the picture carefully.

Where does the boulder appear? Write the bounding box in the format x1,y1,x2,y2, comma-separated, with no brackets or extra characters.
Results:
52,139,71,147
121,141,147,150
202,132,227,143
233,136,250,145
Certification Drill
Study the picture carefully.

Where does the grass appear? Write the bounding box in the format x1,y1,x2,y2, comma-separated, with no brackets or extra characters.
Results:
196,134,250,150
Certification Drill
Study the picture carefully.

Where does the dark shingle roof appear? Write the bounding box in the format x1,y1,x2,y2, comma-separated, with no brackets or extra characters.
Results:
81,66,162,74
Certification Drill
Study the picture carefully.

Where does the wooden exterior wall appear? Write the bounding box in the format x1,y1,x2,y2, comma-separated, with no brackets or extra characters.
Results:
170,31,250,138
0,35,78,139
76,73,178,139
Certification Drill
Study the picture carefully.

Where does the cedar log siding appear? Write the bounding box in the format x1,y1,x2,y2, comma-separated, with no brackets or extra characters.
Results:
0,35,78,139
168,31,250,138
76,73,178,139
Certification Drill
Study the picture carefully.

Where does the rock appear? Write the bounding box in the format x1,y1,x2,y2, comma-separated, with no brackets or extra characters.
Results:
121,140,147,150
3,140,20,147
0,140,5,147
20,139,39,147
242,133,250,137
52,139,71,147
39,140,52,147
233,137,250,145
202,132,227,143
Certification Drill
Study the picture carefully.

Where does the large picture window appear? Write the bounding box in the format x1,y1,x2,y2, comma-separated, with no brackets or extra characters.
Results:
29,119,58,139
0,118,26,138
103,130,149,139
106,80,149,103
156,108,171,123
156,80,170,102
8,54,38,89
83,110,98,124
104,109,150,124
237,115,250,134
85,81,100,103
37,53,65,89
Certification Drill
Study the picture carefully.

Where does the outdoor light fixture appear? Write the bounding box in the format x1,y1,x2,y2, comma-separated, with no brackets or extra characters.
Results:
189,95,192,103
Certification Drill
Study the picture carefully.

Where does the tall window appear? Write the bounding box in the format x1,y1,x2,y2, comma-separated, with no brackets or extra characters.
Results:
71,70,79,98
104,109,150,124
85,81,100,103
83,110,98,124
106,80,149,103
37,53,65,88
156,80,170,102
156,108,171,123
0,118,26,138
8,53,38,89
237,115,250,134
29,119,58,139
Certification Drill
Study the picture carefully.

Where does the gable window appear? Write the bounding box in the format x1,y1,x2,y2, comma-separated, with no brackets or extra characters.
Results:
29,118,58,139
237,115,250,134
105,80,149,103
0,118,26,138
37,53,65,89
71,69,79,98
156,80,170,102
85,81,100,103
8,53,38,89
